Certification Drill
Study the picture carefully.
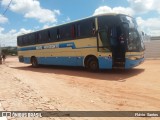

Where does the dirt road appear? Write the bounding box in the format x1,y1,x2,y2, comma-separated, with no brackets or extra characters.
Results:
0,57,160,120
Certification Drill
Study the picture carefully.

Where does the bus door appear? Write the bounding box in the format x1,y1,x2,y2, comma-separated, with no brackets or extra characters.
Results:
98,28,112,69
98,28,111,53
110,26,126,68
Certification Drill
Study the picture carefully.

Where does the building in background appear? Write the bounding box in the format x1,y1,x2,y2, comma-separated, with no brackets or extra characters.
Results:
144,35,160,59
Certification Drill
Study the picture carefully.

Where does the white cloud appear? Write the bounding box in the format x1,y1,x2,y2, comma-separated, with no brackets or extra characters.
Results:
112,7,134,15
0,14,8,24
1,0,60,23
128,0,160,14
0,27,5,33
34,26,40,30
66,17,71,22
24,9,60,23
136,17,160,36
54,10,61,15
93,6,112,15
42,23,57,29
42,24,51,29
127,0,160,36
18,28,33,34
62,16,71,23
93,6,134,16
0,27,33,46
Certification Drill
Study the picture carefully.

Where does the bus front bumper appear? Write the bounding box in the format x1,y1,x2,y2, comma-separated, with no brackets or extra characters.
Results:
125,57,145,69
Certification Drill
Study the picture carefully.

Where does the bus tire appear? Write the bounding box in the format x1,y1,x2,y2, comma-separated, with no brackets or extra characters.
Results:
31,57,39,68
86,57,99,72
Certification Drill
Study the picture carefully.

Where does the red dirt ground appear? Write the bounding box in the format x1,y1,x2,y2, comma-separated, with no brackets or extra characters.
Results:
0,56,160,120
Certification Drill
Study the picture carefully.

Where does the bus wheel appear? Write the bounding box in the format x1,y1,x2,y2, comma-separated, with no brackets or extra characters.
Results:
31,57,38,68
87,58,99,72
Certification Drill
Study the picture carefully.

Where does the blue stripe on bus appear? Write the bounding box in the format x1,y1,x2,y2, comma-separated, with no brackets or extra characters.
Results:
23,56,84,66
18,42,75,51
21,56,113,69
59,42,76,49
21,56,144,69
38,57,84,66
18,46,36,51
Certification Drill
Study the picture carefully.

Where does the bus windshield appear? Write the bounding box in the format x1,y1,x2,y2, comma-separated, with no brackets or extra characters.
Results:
120,15,145,52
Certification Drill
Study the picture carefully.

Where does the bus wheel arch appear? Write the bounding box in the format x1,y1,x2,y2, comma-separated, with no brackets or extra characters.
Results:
31,56,39,67
84,55,99,72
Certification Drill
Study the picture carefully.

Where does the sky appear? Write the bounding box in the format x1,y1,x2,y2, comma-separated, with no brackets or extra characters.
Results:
0,0,160,46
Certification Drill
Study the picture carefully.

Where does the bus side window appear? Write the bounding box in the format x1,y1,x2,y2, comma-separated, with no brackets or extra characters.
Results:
48,30,51,41
41,30,48,43
21,37,24,46
17,37,22,46
49,28,57,41
57,29,60,40
36,32,42,44
32,33,36,45
23,36,28,46
38,32,42,43
77,24,81,37
28,33,35,45
35,33,39,44
72,25,76,38
92,21,96,36
23,37,25,46
61,25,72,40
79,20,93,38
28,34,31,45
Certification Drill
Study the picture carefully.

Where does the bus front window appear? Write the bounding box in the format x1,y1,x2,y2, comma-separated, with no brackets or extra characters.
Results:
127,28,145,52
128,29,139,50
121,15,145,52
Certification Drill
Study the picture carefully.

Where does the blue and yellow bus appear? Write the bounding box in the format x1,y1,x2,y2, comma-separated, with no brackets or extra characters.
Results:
17,13,145,71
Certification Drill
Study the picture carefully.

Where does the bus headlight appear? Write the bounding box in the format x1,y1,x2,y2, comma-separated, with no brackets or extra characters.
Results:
129,57,138,60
